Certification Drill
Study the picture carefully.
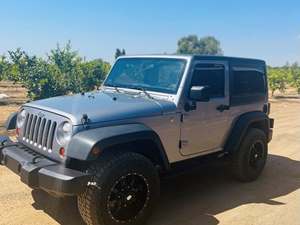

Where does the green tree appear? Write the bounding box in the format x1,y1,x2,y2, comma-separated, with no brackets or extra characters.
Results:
115,48,126,59
290,63,300,94
177,35,223,55
48,41,84,94
268,67,289,96
80,59,111,91
1,42,111,100
0,55,9,81
7,48,28,83
22,59,58,99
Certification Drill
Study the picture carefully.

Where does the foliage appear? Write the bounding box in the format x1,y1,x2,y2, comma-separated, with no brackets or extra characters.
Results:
80,59,111,91
177,35,223,55
267,67,289,96
289,63,300,94
267,63,300,96
115,48,126,59
0,55,9,81
0,42,110,100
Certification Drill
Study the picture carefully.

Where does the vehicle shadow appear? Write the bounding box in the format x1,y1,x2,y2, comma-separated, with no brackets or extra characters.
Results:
31,154,300,225
31,190,85,225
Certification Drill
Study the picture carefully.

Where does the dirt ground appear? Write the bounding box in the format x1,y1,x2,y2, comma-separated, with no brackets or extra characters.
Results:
0,99,300,225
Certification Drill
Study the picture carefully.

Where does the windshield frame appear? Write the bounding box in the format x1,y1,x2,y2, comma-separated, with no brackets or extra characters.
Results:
103,56,188,95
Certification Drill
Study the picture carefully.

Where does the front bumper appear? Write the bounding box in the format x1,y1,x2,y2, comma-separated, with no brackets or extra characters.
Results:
0,136,91,196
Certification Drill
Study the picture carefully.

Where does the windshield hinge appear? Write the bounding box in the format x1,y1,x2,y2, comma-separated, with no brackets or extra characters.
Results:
81,114,90,128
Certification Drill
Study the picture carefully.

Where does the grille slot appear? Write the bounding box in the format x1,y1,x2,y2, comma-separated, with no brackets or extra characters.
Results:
29,115,37,141
47,122,57,150
25,114,33,138
22,113,57,151
42,120,51,149
33,117,41,144
38,118,46,146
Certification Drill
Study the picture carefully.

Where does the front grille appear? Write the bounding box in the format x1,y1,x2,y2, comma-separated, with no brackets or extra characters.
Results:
22,113,57,151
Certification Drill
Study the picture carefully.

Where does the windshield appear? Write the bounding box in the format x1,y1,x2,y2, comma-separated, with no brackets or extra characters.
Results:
104,58,187,94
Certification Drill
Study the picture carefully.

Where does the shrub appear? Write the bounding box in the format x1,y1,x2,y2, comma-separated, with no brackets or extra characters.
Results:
0,42,111,100
290,63,300,94
268,67,289,96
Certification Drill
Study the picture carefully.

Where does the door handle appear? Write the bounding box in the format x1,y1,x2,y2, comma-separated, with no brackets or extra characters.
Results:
216,104,230,112
184,101,197,112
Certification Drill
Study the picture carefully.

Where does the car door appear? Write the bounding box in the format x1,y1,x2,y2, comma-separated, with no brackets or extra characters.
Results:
180,60,231,156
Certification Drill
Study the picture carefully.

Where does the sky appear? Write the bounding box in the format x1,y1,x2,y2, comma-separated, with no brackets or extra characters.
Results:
0,0,299,66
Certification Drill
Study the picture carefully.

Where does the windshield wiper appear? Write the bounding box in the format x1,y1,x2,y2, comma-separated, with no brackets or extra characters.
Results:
105,84,120,93
134,86,153,99
106,84,153,99
119,84,153,99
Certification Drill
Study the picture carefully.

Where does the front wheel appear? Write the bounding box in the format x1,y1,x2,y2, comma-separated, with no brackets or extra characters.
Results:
78,152,160,225
230,128,268,182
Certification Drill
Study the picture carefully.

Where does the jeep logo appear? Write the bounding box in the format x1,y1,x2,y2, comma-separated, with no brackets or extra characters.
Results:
37,112,45,118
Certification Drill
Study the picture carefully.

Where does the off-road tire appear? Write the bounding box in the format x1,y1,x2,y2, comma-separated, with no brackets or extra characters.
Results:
230,128,268,182
78,151,160,225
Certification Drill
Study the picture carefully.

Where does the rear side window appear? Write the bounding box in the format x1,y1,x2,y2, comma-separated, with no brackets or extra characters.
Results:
233,69,266,95
191,64,225,98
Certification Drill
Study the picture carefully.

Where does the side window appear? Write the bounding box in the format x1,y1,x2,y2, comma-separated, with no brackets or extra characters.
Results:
191,63,225,98
233,69,266,95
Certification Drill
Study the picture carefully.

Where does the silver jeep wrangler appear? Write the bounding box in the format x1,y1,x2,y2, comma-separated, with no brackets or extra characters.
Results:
0,55,274,225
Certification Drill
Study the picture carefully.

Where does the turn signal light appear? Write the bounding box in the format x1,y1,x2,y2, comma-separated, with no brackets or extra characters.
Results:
59,147,65,158
91,146,101,156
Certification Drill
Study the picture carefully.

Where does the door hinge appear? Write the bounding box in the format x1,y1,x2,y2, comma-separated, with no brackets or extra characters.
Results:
180,114,184,122
179,140,188,149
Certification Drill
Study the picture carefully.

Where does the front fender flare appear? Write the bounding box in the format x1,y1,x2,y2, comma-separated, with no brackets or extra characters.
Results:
5,112,17,130
68,123,169,168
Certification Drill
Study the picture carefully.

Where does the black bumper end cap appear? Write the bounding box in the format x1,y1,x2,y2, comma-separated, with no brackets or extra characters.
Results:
0,136,11,165
38,165,92,196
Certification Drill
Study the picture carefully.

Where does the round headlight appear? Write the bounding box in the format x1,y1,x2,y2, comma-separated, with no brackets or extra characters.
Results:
57,121,72,145
17,109,27,128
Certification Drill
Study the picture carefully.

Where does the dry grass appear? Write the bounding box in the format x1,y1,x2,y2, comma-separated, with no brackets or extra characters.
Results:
0,105,20,135
0,81,27,135
0,81,27,105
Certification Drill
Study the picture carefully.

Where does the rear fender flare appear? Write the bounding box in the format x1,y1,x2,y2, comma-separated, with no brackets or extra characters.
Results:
224,111,270,153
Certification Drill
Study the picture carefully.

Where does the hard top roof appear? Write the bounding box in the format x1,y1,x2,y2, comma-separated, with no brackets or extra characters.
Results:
118,54,266,65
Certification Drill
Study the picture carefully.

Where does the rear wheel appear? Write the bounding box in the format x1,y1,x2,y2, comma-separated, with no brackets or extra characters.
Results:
78,152,160,225
230,128,268,182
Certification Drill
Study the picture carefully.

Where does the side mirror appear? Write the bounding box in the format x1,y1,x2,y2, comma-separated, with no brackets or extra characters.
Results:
189,85,210,102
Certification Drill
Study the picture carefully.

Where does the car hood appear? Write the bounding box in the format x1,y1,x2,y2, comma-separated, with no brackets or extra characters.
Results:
24,90,176,125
